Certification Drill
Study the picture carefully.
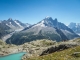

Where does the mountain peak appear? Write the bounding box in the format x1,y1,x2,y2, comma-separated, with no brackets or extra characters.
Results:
45,16,51,18
45,16,52,19
54,18,58,22
8,18,12,20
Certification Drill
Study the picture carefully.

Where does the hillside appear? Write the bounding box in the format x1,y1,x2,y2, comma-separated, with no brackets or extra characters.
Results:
25,46,80,60
21,38,80,60
0,38,80,60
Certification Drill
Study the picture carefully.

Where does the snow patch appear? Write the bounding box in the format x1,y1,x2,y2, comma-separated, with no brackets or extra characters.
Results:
26,23,31,27
77,33,80,36
33,20,46,27
45,16,51,19
9,22,11,24
6,22,15,28
14,21,23,28
15,29,24,31
65,30,72,34
61,29,73,36
6,24,8,26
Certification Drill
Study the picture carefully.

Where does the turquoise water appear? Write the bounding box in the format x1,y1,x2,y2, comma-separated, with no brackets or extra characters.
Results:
0,52,26,60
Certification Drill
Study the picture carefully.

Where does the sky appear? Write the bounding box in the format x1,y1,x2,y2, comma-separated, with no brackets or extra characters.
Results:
0,0,80,25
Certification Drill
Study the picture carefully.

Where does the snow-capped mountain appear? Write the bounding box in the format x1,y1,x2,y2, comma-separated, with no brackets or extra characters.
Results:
68,22,80,35
0,18,31,39
25,23,31,27
1,18,30,30
0,21,10,38
26,17,78,39
6,17,79,45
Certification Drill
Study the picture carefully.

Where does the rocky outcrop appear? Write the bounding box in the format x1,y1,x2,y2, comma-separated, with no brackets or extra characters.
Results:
0,39,56,57
0,39,79,60
72,52,80,57
40,44,77,56
22,40,79,60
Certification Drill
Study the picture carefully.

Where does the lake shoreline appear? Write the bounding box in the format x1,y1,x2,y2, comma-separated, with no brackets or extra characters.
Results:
0,52,26,60
0,52,26,57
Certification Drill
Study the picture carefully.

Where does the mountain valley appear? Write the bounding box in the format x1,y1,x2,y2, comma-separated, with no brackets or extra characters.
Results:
0,17,80,60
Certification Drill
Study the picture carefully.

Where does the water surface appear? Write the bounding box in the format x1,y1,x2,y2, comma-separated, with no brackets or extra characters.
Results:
0,52,26,60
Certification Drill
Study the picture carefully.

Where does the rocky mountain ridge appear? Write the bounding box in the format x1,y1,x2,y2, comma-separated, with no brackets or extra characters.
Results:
6,17,79,45
68,22,80,35
0,18,31,41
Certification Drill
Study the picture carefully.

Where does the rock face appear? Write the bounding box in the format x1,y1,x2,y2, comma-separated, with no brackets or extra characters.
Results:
0,21,10,38
6,17,79,45
72,52,80,57
0,18,31,41
2,18,30,30
40,44,77,56
25,17,79,40
68,22,80,35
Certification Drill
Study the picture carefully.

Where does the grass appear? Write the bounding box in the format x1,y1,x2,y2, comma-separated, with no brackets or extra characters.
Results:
25,46,80,60
29,39,56,47
40,39,56,46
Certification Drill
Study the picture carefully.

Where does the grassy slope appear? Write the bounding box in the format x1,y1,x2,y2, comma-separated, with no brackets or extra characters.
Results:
25,46,80,60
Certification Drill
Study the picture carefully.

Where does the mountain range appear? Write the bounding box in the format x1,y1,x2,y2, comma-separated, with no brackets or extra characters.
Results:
0,18,30,39
68,22,80,35
6,17,79,45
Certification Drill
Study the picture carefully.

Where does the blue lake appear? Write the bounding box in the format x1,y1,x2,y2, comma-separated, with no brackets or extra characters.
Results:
0,52,26,60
